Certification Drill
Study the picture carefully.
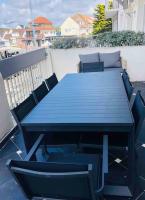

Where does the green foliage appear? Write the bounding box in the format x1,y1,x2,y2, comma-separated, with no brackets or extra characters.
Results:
51,31,145,49
51,37,92,49
93,4,112,35
95,31,145,47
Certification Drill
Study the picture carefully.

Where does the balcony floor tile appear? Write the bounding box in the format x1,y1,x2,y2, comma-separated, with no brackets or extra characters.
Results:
0,179,26,200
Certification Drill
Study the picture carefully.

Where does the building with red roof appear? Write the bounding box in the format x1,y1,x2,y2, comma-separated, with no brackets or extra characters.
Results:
25,16,57,47
0,16,58,49
33,16,53,26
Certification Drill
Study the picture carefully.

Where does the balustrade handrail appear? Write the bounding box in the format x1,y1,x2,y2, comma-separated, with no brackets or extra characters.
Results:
0,48,46,79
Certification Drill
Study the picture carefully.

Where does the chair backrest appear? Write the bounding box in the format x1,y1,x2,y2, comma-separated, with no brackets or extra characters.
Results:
122,70,133,100
132,91,145,139
45,73,58,91
12,94,36,123
7,160,96,200
79,62,104,73
33,82,48,103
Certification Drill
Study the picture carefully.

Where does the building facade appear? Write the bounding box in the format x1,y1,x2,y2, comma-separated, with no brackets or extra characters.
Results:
0,28,26,48
106,0,145,32
61,13,94,36
25,16,57,47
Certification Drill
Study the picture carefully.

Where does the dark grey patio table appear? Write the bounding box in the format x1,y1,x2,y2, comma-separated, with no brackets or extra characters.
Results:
21,71,135,197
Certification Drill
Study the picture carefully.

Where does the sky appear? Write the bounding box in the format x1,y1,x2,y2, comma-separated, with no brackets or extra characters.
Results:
0,0,104,27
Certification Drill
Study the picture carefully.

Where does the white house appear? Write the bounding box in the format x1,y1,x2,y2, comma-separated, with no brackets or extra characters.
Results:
105,0,145,32
61,13,94,36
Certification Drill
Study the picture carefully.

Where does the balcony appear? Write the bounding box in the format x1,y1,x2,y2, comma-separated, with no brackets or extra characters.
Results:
0,46,145,199
105,0,135,19
105,0,119,19
105,0,131,19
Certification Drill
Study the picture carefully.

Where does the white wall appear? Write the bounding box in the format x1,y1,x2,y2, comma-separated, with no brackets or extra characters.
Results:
0,73,14,142
48,46,145,82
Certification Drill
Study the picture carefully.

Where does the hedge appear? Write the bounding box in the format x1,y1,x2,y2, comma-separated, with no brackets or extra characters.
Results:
94,31,145,47
50,31,145,49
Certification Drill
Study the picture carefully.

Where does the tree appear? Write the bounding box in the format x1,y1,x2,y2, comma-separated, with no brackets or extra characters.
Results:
93,3,112,35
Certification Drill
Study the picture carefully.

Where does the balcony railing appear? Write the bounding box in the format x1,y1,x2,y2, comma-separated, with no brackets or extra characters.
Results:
0,48,52,109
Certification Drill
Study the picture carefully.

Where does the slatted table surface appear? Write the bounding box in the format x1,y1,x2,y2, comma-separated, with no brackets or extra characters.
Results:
22,71,134,132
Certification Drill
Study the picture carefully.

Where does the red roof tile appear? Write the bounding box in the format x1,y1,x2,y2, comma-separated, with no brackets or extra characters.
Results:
33,16,52,25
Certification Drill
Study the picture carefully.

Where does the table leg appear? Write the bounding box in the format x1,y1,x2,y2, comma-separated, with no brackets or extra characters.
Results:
22,128,40,153
104,128,135,197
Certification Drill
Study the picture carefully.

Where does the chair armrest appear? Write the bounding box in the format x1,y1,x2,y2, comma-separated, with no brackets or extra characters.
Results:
24,134,44,161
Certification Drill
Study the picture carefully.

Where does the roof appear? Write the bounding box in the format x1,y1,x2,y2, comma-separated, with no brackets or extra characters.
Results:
33,16,52,25
71,13,94,28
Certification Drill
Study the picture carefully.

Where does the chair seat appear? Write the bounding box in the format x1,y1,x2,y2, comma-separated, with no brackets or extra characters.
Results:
36,144,78,162
46,144,78,154
8,153,103,199
48,153,102,190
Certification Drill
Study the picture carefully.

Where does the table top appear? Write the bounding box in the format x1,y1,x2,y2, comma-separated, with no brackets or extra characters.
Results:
21,71,134,132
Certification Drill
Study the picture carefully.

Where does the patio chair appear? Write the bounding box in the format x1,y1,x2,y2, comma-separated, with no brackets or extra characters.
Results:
7,134,108,200
79,62,104,73
32,82,49,103
122,70,134,101
12,93,77,156
45,73,58,91
78,53,104,73
80,90,145,150
11,94,36,131
109,90,145,148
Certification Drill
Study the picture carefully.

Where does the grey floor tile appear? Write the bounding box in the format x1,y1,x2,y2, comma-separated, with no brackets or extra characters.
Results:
0,152,21,185
0,140,18,160
0,179,27,200
136,192,145,200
